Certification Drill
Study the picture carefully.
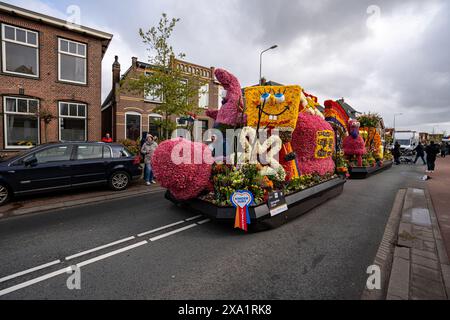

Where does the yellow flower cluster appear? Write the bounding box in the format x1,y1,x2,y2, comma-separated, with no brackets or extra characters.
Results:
244,85,302,131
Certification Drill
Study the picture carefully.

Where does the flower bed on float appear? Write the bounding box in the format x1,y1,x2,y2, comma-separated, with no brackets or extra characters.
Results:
153,68,346,231
345,112,393,179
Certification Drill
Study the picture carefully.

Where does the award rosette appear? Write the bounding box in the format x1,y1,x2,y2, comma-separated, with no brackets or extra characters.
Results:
230,190,254,231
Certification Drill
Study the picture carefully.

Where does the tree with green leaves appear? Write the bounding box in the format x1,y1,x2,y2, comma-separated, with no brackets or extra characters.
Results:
125,13,205,139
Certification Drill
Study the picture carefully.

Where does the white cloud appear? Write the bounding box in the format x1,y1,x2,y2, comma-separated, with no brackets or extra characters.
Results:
3,0,450,135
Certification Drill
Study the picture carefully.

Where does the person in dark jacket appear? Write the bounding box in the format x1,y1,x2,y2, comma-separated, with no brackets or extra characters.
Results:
393,142,401,165
425,141,440,172
441,142,447,158
413,142,426,165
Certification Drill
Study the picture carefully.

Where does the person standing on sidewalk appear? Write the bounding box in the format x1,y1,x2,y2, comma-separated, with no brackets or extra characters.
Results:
413,142,426,165
141,135,158,185
440,142,447,158
425,141,440,173
393,142,401,165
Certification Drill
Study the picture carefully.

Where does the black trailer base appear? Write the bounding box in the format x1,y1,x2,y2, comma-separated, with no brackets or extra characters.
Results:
348,160,393,179
165,177,346,230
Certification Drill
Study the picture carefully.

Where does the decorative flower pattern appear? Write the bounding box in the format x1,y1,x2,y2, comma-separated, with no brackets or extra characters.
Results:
152,138,213,201
292,112,336,176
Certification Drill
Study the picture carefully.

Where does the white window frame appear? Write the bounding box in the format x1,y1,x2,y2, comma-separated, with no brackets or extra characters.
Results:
3,96,40,149
58,38,87,84
144,72,163,103
148,113,163,137
1,24,39,78
58,102,87,142
125,112,142,141
199,83,209,109
218,85,226,110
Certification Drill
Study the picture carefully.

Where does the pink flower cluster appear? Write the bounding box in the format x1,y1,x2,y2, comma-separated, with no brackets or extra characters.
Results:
292,112,336,176
343,135,366,156
207,68,246,126
151,138,213,201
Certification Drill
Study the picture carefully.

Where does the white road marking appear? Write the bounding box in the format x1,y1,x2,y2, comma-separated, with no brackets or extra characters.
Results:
0,216,211,296
0,241,148,297
149,224,198,242
65,236,136,261
0,260,61,284
197,219,211,225
185,215,203,222
137,220,185,237
76,241,148,268
0,267,69,297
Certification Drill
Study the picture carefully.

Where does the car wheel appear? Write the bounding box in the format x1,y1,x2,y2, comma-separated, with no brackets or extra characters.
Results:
109,171,130,191
0,183,11,206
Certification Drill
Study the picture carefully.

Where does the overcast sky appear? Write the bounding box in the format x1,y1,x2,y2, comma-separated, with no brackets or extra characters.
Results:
6,0,450,134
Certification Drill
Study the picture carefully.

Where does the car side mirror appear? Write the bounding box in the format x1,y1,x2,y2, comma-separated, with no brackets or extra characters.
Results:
24,156,38,167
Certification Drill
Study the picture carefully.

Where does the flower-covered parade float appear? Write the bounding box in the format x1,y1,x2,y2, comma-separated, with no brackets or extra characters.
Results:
153,68,346,231
344,112,393,179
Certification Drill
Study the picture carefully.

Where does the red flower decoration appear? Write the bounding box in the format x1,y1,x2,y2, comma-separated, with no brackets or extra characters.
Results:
292,112,336,176
152,138,213,201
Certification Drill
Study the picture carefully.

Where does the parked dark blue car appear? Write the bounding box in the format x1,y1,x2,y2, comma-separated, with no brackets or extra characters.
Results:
0,142,142,205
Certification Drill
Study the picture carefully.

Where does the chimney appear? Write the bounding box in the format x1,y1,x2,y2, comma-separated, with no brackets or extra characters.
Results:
132,57,138,69
112,55,121,88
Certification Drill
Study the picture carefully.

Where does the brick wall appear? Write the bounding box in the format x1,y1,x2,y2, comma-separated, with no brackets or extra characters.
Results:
105,57,220,142
0,12,105,153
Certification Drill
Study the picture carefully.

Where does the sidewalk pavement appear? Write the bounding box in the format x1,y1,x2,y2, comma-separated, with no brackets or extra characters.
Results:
427,157,450,260
0,182,164,220
363,185,450,300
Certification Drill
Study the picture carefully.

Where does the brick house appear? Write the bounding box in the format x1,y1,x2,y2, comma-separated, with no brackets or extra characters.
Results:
101,56,223,142
0,2,112,154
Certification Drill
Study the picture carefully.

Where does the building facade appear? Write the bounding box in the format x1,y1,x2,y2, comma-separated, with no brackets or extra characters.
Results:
101,56,222,142
0,2,112,154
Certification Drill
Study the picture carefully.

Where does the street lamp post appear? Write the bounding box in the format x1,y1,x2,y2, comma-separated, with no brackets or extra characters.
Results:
259,45,278,85
393,113,403,143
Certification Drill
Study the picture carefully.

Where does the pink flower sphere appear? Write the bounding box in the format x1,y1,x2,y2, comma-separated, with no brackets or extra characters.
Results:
152,138,213,201
292,112,336,176
343,135,366,156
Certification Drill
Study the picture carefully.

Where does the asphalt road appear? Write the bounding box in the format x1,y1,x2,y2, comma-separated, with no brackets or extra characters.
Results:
0,164,427,300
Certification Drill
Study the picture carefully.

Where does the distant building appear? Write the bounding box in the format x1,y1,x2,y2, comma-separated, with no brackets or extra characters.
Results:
0,1,112,153
101,56,221,141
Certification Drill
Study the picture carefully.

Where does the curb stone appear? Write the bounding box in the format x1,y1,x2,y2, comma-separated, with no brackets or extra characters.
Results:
1,187,164,220
361,189,406,300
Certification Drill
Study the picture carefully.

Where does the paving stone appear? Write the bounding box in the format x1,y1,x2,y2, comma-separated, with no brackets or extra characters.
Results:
410,275,446,299
411,263,442,282
411,254,440,270
387,257,410,300
411,248,438,261
410,285,446,300
423,241,436,251
436,240,450,265
414,225,433,233
387,294,405,300
394,247,410,260
442,264,450,291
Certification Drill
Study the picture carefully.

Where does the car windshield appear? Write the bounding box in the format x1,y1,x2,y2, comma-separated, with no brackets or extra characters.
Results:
396,139,411,146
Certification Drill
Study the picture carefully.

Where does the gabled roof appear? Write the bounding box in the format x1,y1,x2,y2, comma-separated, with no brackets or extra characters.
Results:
336,99,359,119
0,1,113,56
0,1,113,40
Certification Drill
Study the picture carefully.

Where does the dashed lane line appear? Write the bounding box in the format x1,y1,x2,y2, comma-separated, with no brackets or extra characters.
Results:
0,217,210,297
0,260,61,284
65,236,136,261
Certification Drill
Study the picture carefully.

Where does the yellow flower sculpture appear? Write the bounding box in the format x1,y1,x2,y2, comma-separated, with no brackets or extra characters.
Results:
244,85,302,131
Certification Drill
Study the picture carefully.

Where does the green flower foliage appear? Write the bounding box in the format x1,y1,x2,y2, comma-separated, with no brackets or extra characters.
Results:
357,112,383,128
